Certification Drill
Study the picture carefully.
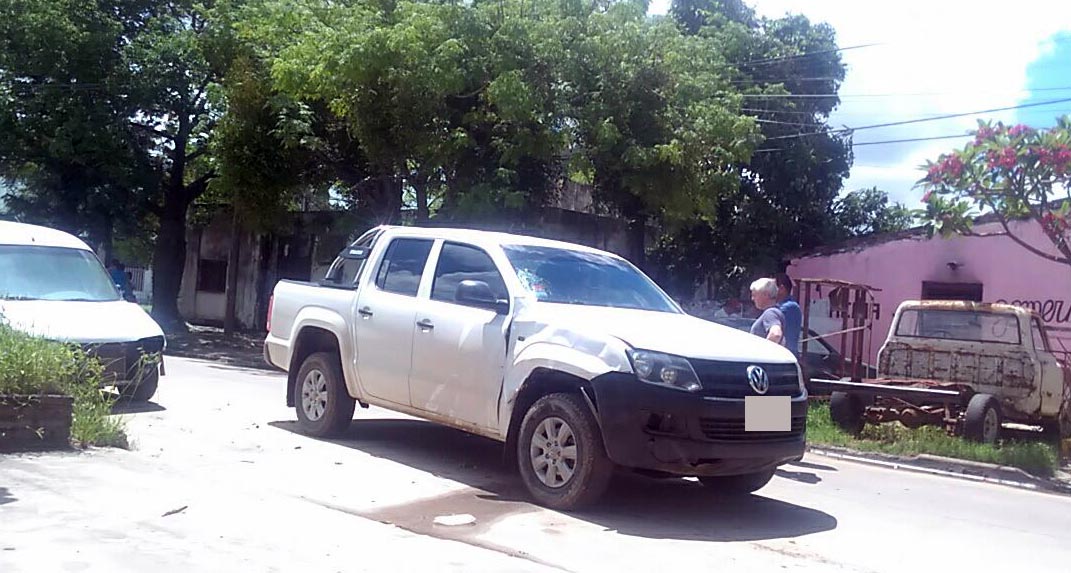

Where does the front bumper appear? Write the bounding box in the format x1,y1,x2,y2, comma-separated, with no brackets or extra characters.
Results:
591,373,807,477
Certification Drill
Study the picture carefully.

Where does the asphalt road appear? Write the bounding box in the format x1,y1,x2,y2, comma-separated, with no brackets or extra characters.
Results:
3,357,1070,572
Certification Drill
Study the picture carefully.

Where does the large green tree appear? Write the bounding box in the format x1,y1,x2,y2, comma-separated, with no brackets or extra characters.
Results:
0,0,231,331
655,0,854,298
241,0,760,260
830,187,916,240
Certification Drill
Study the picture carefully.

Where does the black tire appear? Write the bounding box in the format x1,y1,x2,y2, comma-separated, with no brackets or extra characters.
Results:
516,392,613,510
294,352,355,438
830,391,865,435
964,394,1002,444
698,469,776,495
122,367,159,402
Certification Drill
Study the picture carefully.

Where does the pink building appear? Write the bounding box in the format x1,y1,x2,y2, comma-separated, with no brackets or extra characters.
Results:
787,217,1071,365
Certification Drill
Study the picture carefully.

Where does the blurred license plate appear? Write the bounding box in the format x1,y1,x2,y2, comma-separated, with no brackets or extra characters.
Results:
745,396,790,432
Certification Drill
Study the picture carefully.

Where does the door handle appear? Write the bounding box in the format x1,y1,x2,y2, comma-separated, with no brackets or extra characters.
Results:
417,319,434,331
358,307,374,318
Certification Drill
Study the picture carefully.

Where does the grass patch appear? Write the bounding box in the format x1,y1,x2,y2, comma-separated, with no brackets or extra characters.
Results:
807,403,1058,478
0,323,126,448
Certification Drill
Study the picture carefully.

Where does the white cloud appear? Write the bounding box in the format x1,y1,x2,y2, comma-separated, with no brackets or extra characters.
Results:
650,0,1071,203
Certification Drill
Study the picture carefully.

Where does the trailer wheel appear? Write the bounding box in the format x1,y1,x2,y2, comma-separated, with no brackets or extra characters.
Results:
964,394,1002,444
830,392,865,435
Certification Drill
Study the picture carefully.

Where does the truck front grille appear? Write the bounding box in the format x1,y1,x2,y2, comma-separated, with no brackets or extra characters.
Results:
688,360,802,398
698,416,807,442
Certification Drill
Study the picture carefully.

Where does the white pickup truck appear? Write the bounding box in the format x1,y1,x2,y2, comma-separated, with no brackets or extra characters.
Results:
265,226,806,508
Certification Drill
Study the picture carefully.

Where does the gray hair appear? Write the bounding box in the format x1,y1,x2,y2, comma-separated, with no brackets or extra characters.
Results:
750,278,779,298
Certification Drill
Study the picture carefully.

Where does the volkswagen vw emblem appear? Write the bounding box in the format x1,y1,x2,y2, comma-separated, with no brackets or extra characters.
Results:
747,365,770,395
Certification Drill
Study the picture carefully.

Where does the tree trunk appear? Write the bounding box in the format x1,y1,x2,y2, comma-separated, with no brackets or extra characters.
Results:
628,217,646,270
223,208,241,334
94,217,114,264
150,198,189,333
415,178,430,223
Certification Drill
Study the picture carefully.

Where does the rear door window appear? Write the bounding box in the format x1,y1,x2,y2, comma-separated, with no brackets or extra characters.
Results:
374,238,434,297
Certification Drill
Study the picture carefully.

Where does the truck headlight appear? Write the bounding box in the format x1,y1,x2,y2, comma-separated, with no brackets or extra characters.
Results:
628,350,702,392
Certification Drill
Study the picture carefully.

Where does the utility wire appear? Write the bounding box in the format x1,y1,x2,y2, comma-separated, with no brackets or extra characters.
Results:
765,97,1071,141
753,132,973,154
729,43,882,67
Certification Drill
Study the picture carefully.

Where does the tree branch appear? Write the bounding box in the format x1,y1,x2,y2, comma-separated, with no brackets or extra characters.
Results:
184,171,216,202
130,122,175,141
983,210,1070,265
185,147,208,164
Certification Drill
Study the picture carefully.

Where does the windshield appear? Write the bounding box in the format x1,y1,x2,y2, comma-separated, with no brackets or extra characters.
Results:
502,245,679,313
0,245,121,302
895,308,1021,345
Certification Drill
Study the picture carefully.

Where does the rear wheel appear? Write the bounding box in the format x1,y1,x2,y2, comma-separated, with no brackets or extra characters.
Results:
516,393,613,510
698,470,776,495
830,391,865,435
964,394,1002,444
295,352,355,438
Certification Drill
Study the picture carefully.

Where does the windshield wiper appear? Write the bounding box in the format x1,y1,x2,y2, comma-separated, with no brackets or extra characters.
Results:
0,295,40,301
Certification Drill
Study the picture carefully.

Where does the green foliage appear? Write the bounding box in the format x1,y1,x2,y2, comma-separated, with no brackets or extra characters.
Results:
920,117,1071,265
649,1,855,298
831,187,918,239
0,323,126,447
807,404,1058,478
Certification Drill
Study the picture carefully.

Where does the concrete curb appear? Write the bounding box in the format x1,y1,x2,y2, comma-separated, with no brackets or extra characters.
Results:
808,445,1071,496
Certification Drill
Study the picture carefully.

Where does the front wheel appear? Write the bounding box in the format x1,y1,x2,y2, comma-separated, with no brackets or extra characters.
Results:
122,367,159,402
698,470,776,495
516,393,613,510
830,391,865,435
294,352,355,438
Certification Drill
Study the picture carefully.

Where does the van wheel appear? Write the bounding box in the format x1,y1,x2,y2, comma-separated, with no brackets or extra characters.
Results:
830,391,865,435
295,352,355,438
964,394,1002,444
122,368,159,402
517,393,613,510
699,469,776,495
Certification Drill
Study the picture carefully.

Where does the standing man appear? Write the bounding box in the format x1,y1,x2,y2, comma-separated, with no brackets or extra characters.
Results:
749,278,786,346
776,273,803,357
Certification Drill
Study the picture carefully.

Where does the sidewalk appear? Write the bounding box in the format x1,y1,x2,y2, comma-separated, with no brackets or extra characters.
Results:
164,325,272,371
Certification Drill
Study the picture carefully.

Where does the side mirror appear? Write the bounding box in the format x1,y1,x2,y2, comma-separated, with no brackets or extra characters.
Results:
456,280,509,314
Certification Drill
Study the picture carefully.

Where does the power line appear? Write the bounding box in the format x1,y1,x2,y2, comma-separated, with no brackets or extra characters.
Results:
729,43,882,68
765,97,1071,141
852,133,972,147
753,132,971,154
737,87,1071,99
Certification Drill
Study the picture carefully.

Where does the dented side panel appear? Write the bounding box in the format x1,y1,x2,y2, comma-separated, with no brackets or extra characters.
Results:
495,299,633,437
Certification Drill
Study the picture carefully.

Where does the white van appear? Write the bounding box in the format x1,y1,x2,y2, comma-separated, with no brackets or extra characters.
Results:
0,221,165,401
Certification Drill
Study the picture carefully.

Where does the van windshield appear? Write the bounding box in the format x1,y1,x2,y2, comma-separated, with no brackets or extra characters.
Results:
0,245,121,302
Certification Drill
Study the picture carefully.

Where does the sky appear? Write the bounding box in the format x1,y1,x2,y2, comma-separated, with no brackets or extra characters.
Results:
649,0,1071,204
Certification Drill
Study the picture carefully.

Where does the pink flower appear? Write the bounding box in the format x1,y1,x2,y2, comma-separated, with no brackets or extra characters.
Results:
974,125,997,143
1008,124,1032,138
987,147,1018,170
941,155,965,178
1039,144,1071,175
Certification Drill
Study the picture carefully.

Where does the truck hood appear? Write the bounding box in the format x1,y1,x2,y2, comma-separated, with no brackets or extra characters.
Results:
519,303,796,364
0,300,165,344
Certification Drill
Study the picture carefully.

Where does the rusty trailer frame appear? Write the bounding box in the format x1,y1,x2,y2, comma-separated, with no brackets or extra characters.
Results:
797,278,882,386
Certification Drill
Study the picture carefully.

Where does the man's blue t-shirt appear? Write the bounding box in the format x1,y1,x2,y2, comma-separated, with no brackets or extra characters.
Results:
778,297,803,356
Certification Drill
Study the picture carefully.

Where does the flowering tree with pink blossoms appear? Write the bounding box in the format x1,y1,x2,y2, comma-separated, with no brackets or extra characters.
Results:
919,117,1071,267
